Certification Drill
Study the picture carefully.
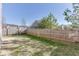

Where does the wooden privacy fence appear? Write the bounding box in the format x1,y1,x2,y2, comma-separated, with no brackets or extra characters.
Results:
2,24,79,42
26,28,79,42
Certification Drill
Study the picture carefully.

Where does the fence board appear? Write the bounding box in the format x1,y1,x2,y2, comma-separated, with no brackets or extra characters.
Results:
26,28,79,42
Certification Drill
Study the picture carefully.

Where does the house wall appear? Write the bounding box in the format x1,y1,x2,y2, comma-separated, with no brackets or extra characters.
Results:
2,24,27,36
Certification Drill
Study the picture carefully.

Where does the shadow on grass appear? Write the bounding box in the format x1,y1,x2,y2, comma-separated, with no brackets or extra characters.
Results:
15,34,68,46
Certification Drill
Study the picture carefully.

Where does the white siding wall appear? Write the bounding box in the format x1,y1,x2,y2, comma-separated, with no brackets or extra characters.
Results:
7,25,18,35
3,25,27,35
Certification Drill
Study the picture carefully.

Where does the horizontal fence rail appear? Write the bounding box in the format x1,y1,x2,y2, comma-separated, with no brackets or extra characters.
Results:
26,28,79,42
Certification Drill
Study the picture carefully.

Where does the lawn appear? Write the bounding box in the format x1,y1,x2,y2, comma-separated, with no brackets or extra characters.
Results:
1,34,79,56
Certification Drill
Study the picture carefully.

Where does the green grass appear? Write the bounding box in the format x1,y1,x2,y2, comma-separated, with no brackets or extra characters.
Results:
7,34,79,56
22,34,79,56
19,34,68,46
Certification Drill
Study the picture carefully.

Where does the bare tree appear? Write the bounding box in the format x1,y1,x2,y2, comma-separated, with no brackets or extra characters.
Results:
21,18,26,27
2,16,6,25
19,18,27,34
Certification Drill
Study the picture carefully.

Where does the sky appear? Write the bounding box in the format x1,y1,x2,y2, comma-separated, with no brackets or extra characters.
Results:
3,3,73,26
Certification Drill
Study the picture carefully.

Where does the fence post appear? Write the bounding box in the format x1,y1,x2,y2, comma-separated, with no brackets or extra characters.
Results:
65,30,67,40
73,29,79,42
37,29,39,37
50,29,51,39
17,25,19,35
0,3,2,49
